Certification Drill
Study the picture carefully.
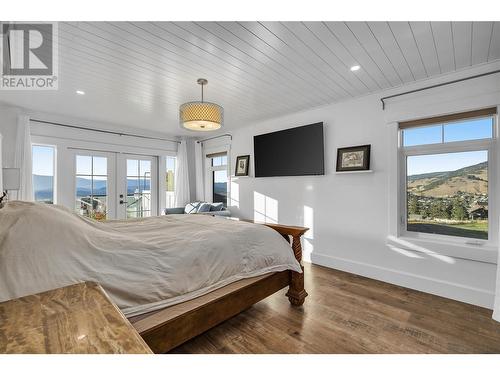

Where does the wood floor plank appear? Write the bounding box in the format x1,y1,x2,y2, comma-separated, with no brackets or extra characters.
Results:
171,264,500,354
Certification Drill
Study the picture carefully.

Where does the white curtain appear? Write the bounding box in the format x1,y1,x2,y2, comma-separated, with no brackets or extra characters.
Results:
174,139,190,207
194,141,205,201
14,115,32,201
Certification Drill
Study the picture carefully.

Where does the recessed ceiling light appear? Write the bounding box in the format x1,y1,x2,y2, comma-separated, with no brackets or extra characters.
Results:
76,90,85,95
350,65,360,72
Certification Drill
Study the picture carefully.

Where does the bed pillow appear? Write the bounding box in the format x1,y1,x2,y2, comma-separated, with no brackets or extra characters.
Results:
184,202,200,214
209,202,224,212
197,203,211,213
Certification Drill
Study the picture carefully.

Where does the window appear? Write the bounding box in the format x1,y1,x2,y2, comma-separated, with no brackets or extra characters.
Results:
213,170,227,204
400,109,496,242
165,156,176,209
208,153,228,206
126,159,151,218
32,145,56,204
75,155,108,221
211,155,227,167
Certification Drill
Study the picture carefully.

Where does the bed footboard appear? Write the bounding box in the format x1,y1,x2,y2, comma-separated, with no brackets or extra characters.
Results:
262,223,309,306
130,221,309,353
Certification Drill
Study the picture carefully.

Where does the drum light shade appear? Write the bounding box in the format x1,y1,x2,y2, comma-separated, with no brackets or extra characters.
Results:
180,101,223,131
180,79,223,132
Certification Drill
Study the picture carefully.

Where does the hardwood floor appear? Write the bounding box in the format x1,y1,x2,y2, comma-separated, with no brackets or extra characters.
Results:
171,263,500,353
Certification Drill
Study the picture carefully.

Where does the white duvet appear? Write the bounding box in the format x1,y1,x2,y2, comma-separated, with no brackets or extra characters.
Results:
0,201,301,317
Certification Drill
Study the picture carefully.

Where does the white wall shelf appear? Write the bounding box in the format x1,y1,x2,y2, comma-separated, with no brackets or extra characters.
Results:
334,170,373,174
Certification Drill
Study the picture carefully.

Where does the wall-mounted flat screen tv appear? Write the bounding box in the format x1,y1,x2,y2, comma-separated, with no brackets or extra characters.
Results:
254,122,325,177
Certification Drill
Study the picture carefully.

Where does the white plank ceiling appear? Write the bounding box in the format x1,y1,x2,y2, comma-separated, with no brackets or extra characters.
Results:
0,21,499,136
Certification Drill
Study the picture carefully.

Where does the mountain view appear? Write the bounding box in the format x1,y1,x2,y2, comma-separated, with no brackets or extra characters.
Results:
33,175,54,202
407,161,488,239
33,175,151,202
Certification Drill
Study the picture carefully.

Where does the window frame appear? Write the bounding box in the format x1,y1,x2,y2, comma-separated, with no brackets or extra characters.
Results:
210,156,228,206
398,114,498,249
31,143,57,204
204,148,230,207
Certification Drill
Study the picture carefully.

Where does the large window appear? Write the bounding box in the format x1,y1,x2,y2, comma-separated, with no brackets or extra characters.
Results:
209,153,228,206
165,156,176,209
32,145,56,204
75,155,108,221
400,109,496,242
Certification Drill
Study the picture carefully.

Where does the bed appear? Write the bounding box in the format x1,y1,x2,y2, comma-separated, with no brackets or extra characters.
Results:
0,201,307,352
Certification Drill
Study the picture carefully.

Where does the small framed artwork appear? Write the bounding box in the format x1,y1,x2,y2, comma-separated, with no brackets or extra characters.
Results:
336,145,371,172
235,155,250,176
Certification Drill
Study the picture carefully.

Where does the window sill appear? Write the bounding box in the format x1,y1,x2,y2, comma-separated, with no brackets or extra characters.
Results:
386,235,498,264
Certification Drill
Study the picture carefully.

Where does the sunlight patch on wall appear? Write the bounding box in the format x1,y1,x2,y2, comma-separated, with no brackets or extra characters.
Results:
303,205,314,262
386,235,456,264
387,244,423,259
230,180,239,208
254,191,278,223
304,205,314,239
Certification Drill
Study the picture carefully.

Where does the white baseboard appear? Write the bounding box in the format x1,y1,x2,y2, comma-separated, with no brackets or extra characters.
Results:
310,252,495,309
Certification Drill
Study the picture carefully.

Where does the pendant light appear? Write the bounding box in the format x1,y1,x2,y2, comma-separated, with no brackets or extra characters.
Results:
179,78,223,131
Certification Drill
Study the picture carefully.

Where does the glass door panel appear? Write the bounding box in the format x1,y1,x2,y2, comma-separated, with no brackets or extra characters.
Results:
74,153,115,221
118,155,157,219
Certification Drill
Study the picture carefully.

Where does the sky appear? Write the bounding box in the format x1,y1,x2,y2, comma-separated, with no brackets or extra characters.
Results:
32,145,54,176
407,150,487,176
404,117,492,176
166,156,175,172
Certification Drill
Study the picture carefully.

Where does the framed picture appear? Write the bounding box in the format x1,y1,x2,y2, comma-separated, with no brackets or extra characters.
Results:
235,155,250,176
336,145,371,172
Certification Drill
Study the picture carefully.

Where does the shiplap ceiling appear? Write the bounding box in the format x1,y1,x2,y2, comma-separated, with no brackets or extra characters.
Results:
0,21,499,136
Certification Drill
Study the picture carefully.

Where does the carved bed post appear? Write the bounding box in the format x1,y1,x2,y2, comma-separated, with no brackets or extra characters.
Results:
285,233,308,306
263,223,309,307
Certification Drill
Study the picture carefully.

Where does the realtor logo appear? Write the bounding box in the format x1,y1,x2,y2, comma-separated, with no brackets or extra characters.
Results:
1,22,58,90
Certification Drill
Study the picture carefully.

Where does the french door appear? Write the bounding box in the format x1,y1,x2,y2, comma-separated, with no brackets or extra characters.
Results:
73,150,158,220
116,154,158,219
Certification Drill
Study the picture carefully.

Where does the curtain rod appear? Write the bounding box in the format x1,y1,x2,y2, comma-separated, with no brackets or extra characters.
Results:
30,119,182,144
196,133,232,144
380,69,500,110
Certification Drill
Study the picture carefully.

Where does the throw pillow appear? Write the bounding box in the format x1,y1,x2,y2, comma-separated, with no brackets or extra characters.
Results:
197,202,212,213
184,202,200,214
209,202,224,212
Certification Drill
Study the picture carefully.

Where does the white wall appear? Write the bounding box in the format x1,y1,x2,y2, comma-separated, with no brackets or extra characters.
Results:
225,63,500,308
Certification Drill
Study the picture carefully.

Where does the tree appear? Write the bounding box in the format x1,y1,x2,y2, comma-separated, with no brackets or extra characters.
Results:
451,199,467,221
443,201,452,219
408,195,420,215
430,200,443,219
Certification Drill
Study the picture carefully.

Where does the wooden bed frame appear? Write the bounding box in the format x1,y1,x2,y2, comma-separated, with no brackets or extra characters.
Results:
129,222,308,353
